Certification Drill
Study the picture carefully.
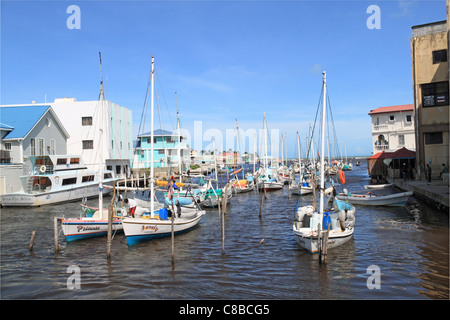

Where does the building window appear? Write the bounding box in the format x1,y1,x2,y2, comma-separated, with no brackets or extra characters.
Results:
38,138,44,156
422,81,449,107
432,49,447,64
424,132,443,145
4,142,11,150
389,115,395,121
50,139,55,155
82,117,93,126
398,135,405,146
82,140,94,149
158,149,165,154
406,115,412,122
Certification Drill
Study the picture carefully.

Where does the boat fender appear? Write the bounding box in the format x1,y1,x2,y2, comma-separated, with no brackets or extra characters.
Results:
40,165,46,173
339,169,345,184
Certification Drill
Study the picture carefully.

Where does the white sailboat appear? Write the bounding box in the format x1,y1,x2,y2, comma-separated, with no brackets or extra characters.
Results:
257,113,283,192
230,119,254,194
121,56,205,246
61,52,124,242
290,131,313,196
293,71,355,253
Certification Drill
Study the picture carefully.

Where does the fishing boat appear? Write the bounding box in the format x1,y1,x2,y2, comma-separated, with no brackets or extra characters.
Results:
293,71,355,253
231,168,254,193
61,52,124,242
0,154,116,207
336,190,413,206
122,56,205,246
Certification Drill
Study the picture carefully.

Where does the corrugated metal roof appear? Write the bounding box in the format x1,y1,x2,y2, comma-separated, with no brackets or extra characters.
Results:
368,104,413,115
0,105,50,139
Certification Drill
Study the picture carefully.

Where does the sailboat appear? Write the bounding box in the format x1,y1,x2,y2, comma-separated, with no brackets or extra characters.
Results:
61,53,124,242
293,71,355,253
230,119,254,194
256,113,283,192
121,56,205,246
290,131,313,196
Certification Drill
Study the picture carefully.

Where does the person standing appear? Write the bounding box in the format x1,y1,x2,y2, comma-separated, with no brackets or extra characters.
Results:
426,164,432,182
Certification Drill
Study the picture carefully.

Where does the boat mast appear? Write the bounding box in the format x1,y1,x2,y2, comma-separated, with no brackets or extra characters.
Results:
150,56,155,218
297,131,302,183
176,94,182,184
98,52,104,219
319,71,327,216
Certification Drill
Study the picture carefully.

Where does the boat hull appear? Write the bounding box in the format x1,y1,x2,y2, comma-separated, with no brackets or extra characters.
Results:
61,219,123,242
257,181,283,191
122,212,205,246
336,191,413,206
0,183,114,207
293,228,354,254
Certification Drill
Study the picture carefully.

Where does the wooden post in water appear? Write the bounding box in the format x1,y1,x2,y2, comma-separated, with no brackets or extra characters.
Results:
218,193,225,255
321,223,331,264
54,217,61,253
28,230,36,252
171,207,175,269
106,181,116,259
317,223,321,264
106,204,113,259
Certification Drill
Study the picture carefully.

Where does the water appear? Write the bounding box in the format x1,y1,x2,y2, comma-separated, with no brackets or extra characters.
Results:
1,161,448,300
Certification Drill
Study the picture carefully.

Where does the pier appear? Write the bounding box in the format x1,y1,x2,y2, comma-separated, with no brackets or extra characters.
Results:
388,177,449,211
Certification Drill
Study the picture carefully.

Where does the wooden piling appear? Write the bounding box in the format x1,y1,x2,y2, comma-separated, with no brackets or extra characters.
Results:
28,230,36,252
321,223,331,264
54,217,60,253
171,209,175,269
106,204,113,259
218,194,225,255
259,192,264,218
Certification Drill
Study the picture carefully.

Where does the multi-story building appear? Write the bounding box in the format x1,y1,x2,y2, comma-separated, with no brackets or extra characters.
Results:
133,129,190,170
368,104,416,154
1,98,134,178
411,20,449,179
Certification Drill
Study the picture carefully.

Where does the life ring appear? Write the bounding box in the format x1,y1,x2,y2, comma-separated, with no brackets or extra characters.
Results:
39,165,46,173
339,169,345,184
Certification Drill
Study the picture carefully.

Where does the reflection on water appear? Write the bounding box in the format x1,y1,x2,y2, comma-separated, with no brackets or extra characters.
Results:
1,160,448,299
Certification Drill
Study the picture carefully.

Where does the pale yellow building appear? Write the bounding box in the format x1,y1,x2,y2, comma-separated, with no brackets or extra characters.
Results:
411,19,449,180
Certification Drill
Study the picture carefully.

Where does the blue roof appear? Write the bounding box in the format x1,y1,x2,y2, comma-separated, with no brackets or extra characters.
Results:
0,105,50,139
138,129,174,137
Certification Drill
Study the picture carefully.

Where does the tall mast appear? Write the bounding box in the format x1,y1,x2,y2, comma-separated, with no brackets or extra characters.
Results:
98,52,104,219
319,71,327,215
150,56,155,218
297,131,302,183
176,93,182,184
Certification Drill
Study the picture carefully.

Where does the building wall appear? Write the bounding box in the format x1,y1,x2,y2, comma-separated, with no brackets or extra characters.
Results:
370,110,415,154
411,21,449,179
133,134,190,169
22,110,68,160
51,99,133,177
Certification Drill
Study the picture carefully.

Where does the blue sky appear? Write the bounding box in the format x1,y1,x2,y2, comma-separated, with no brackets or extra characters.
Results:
1,0,447,157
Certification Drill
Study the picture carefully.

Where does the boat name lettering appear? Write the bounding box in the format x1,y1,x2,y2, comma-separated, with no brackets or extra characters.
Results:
77,225,101,232
142,225,158,232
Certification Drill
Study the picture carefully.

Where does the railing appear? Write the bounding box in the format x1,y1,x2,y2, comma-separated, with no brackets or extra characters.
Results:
374,145,390,151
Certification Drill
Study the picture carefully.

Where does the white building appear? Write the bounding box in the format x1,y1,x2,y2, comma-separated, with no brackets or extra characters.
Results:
2,98,133,178
368,104,416,154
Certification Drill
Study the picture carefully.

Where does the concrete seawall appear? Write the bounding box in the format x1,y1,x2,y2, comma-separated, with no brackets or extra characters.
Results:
388,177,449,211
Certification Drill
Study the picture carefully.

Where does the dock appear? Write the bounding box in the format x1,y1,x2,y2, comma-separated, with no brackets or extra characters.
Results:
388,177,449,211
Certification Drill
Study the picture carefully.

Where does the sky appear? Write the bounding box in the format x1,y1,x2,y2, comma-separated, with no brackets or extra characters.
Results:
1,0,447,158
